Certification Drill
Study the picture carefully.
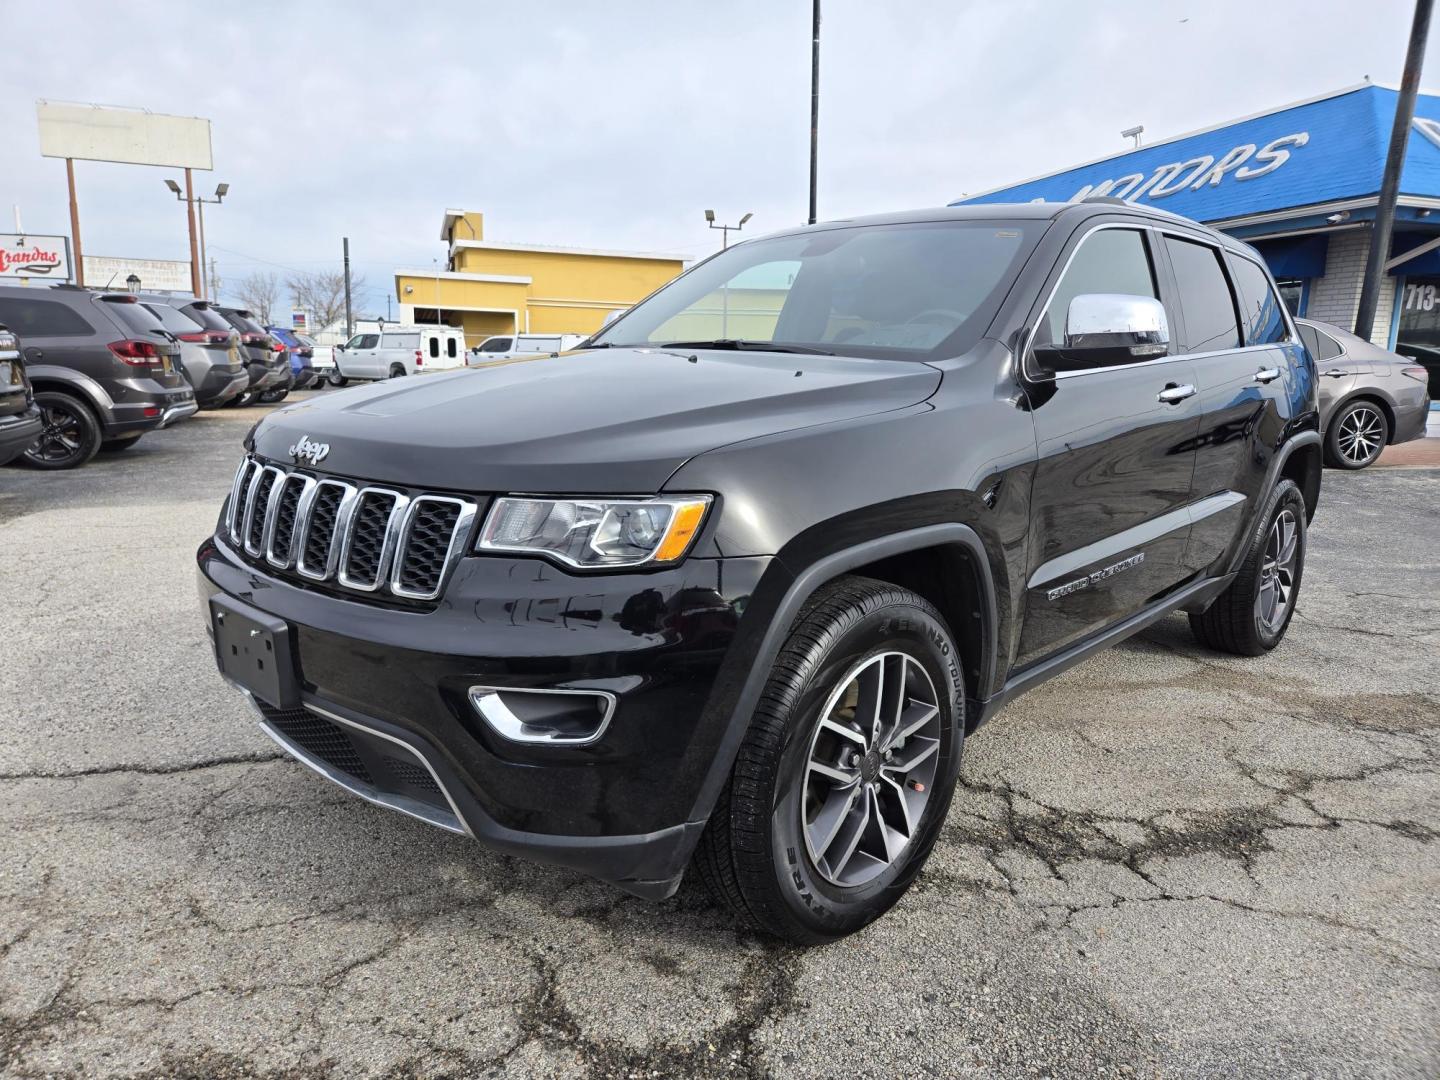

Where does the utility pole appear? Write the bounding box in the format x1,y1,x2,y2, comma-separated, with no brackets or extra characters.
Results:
1356,0,1434,341
183,168,201,296
808,0,821,225
343,237,353,340
208,257,220,301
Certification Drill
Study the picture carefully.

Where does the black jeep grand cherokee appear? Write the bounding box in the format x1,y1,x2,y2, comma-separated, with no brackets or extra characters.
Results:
198,201,1320,943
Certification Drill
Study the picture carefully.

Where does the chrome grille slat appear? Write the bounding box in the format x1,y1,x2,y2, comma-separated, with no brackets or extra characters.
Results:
391,496,478,601
223,456,474,602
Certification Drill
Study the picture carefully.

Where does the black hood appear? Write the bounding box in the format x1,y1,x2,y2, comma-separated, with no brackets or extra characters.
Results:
250,346,940,492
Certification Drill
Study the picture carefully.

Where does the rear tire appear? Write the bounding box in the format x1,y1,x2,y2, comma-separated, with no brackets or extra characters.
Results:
258,388,290,404
1188,478,1307,656
1324,400,1388,469
389,364,406,379
22,391,102,470
694,576,965,944
227,390,258,407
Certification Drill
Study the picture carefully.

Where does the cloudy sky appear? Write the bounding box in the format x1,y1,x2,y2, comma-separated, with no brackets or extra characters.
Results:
5,0,1438,313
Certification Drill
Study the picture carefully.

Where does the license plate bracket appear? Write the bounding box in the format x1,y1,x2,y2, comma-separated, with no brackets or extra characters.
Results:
210,596,299,709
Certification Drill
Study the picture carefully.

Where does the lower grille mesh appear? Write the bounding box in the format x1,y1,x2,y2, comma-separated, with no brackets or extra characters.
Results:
264,707,374,785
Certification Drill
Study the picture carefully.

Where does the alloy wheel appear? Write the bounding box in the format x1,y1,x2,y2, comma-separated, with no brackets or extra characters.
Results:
28,402,85,465
1255,508,1299,634
1336,405,1384,466
801,651,941,888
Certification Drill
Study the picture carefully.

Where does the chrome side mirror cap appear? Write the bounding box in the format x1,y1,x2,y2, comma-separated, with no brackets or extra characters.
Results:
1033,293,1170,374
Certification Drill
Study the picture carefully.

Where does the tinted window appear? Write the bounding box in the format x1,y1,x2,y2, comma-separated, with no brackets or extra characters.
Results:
1164,237,1241,353
446,337,457,358
222,310,266,335
357,334,379,349
143,302,204,334
480,337,513,353
100,298,171,339
0,297,93,337
184,303,234,332
1036,228,1158,352
428,336,439,358
1298,323,1343,362
595,219,1046,360
1230,256,1288,344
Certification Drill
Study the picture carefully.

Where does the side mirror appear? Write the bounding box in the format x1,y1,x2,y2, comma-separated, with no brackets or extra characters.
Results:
1032,293,1169,375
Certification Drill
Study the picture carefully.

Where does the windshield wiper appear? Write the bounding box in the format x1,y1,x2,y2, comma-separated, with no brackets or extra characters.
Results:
657,339,834,356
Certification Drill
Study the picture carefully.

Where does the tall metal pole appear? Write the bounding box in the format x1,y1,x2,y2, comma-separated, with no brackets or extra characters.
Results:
808,0,821,225
196,198,208,300
183,168,202,296
66,158,84,286
343,237,353,340
1356,0,1434,341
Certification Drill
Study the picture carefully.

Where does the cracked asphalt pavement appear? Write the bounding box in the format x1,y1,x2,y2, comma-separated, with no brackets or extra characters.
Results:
2,394,1437,1078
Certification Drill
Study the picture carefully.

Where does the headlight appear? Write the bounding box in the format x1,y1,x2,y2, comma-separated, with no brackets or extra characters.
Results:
477,495,712,569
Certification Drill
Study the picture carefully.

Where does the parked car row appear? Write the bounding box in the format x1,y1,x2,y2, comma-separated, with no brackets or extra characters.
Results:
0,284,346,471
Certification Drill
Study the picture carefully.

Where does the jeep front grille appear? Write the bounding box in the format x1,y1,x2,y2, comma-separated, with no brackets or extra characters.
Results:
226,457,478,601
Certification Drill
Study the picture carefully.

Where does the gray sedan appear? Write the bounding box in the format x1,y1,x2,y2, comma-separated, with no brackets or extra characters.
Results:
1297,318,1431,469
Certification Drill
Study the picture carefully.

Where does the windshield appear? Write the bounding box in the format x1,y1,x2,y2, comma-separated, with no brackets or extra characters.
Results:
593,219,1045,360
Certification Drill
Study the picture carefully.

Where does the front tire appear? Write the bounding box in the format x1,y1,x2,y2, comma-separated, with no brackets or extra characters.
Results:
22,392,102,470
1188,478,1307,656
1325,400,1388,469
694,576,965,944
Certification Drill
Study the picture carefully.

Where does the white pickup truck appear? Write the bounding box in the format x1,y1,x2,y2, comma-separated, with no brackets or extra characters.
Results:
330,326,468,384
467,332,588,364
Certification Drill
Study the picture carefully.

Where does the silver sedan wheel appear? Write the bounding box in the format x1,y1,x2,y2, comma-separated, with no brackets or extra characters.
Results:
802,651,941,888
1336,405,1384,466
1255,508,1299,634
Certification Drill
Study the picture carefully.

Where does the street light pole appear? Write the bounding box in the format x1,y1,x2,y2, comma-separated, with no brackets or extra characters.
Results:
705,209,753,249
166,180,227,299
809,0,821,225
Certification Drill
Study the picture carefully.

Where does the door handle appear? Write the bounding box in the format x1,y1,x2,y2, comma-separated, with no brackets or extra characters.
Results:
1253,367,1281,384
1157,383,1196,404
1322,368,1351,378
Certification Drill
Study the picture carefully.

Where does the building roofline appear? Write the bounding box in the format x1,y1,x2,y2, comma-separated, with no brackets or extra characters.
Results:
450,239,690,262
953,81,1427,204
394,267,531,285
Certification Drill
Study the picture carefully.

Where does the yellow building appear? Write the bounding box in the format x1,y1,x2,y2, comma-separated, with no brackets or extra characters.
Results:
393,210,687,346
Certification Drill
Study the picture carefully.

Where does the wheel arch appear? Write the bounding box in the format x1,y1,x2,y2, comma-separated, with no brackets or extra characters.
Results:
24,366,112,421
1328,391,1397,445
682,523,1000,850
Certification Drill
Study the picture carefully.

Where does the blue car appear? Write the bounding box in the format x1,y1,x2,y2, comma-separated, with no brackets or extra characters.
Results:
265,326,320,390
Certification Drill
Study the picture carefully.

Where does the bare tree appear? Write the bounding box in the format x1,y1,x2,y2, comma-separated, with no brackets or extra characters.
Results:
233,272,282,324
288,269,364,335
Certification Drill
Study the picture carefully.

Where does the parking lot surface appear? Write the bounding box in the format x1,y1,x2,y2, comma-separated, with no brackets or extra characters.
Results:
2,394,1437,1078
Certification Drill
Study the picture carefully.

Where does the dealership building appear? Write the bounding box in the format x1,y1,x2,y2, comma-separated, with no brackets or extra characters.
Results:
955,83,1440,392
393,211,687,347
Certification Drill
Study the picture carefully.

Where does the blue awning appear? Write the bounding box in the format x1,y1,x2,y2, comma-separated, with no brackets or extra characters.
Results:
1251,234,1330,279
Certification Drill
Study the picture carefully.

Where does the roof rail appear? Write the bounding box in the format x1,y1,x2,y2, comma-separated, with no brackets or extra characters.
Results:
1081,196,1131,206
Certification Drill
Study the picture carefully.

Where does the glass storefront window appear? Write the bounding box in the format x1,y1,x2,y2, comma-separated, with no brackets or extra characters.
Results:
1274,278,1305,317
1395,277,1440,397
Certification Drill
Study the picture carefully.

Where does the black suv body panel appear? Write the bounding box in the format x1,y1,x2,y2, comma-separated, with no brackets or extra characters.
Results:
197,201,1321,898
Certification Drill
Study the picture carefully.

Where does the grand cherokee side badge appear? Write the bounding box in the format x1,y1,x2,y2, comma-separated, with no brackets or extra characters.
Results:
289,434,330,466
1047,552,1145,601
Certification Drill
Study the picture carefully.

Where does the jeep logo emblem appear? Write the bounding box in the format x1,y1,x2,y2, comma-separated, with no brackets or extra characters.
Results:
288,434,330,466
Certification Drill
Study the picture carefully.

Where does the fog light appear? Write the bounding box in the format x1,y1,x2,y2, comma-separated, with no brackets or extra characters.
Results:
468,686,616,746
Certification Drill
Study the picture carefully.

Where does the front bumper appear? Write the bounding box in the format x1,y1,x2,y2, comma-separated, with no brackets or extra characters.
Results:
196,534,770,896
0,404,43,466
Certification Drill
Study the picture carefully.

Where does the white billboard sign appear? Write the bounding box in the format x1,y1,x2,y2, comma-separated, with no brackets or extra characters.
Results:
0,234,71,279
83,256,193,293
37,101,212,170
